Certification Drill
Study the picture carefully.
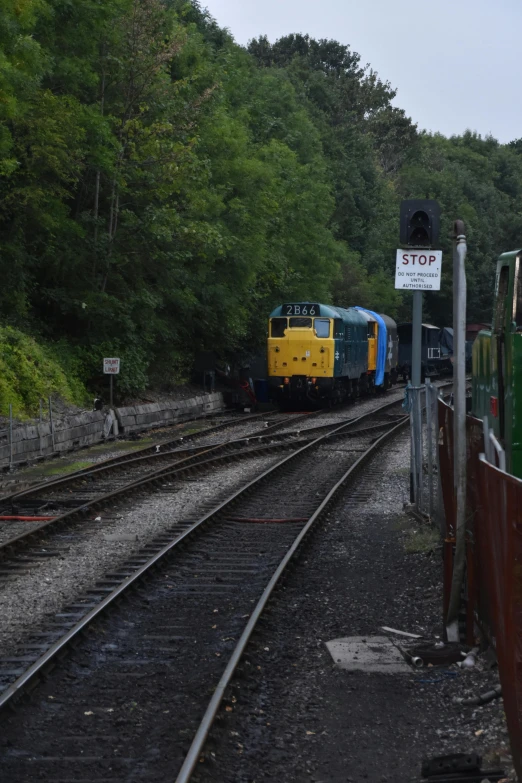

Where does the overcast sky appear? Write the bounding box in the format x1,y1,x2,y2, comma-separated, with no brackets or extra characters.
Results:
203,0,521,144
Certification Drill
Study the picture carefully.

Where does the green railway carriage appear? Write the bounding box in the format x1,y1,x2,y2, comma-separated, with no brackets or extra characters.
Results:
267,302,398,406
472,249,522,477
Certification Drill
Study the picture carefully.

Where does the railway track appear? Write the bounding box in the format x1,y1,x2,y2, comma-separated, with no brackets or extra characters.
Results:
0,389,413,560
0,408,335,551
0,393,416,782
0,382,458,783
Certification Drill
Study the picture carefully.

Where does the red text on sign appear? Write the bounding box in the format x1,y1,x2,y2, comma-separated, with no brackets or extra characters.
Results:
402,254,437,266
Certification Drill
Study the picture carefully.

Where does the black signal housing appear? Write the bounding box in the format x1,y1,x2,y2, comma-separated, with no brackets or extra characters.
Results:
400,199,440,247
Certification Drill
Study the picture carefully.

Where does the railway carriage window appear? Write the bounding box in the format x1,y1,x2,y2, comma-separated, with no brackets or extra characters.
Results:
271,318,287,337
314,319,330,338
289,317,313,328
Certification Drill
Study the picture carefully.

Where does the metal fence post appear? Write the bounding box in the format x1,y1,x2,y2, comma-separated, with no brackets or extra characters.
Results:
433,387,445,537
426,381,433,519
48,397,55,453
410,385,424,513
416,386,424,514
9,404,13,470
39,399,43,456
410,401,416,504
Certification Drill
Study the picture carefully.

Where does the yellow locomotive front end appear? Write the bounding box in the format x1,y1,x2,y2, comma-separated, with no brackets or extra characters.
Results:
267,303,336,405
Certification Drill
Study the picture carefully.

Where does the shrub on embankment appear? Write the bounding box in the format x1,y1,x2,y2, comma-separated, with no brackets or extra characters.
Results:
0,328,88,418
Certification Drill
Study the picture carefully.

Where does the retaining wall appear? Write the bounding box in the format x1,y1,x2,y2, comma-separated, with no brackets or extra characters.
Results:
114,392,223,435
0,392,224,467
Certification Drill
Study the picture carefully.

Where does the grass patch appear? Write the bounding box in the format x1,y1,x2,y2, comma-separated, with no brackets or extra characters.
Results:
43,460,92,476
393,514,413,532
124,438,154,449
180,426,206,436
404,525,440,554
88,438,153,454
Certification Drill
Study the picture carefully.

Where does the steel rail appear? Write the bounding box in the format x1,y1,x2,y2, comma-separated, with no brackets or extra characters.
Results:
0,410,321,506
0,397,409,713
0,399,407,558
174,379,461,781
174,414,410,782
0,382,413,504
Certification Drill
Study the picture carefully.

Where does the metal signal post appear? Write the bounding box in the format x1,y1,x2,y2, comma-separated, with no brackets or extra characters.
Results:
396,199,441,511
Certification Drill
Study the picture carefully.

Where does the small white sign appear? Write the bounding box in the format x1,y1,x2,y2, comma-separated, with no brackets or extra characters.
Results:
103,357,120,375
395,249,442,291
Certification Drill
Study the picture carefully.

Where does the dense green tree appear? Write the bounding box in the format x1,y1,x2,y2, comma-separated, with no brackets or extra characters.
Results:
1,1,521,409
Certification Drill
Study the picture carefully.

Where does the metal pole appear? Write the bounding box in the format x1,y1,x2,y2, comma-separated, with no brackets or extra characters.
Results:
49,397,55,453
434,387,445,537
446,222,467,642
426,381,434,520
410,404,417,504
414,386,423,513
410,290,423,511
110,375,113,409
9,404,13,470
411,291,422,387
39,399,43,456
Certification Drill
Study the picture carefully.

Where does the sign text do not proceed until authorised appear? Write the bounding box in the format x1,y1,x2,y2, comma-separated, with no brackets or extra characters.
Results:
395,249,442,291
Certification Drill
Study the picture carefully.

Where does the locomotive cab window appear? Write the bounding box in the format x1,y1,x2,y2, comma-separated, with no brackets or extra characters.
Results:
314,319,330,338
289,317,313,328
271,318,287,337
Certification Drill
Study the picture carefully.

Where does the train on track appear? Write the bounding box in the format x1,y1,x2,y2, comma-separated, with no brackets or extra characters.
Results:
267,303,399,407
266,301,484,408
397,322,454,381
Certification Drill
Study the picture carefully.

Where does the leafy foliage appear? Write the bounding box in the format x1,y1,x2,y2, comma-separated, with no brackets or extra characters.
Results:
0,328,87,417
0,1,520,408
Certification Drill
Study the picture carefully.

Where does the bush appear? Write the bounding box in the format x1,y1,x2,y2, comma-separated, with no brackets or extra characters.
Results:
0,327,88,417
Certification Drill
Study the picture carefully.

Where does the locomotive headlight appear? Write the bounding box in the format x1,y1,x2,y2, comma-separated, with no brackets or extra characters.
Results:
311,377,317,384
283,377,290,385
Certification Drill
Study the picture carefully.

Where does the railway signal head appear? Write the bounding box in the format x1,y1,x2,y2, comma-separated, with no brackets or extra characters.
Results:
400,199,441,247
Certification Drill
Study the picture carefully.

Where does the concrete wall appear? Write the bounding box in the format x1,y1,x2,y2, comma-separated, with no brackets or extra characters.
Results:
114,392,223,435
0,392,224,467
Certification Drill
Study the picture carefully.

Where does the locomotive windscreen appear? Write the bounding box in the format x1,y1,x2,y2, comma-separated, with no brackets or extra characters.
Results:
289,317,313,328
271,318,287,337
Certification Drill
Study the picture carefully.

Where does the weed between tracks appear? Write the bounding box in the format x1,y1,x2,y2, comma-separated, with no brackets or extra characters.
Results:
394,514,440,554
42,460,92,476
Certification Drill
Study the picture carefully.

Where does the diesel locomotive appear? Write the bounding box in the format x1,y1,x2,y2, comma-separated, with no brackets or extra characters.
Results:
472,249,522,477
267,302,399,407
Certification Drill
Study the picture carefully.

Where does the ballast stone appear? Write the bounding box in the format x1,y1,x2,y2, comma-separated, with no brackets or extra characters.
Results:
326,635,411,673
